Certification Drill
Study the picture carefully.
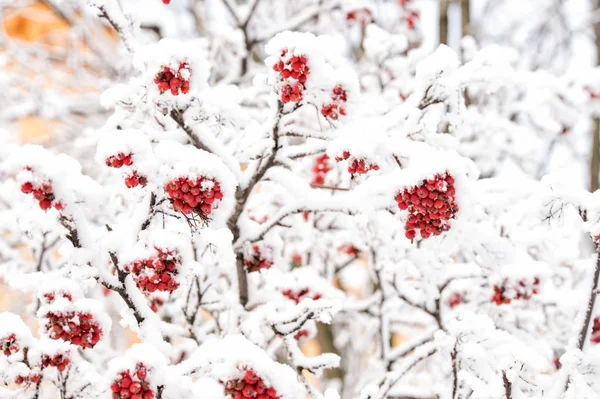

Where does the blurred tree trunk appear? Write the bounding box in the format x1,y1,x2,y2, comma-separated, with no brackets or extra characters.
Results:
461,0,470,38
461,0,471,106
592,2,600,192
439,0,449,45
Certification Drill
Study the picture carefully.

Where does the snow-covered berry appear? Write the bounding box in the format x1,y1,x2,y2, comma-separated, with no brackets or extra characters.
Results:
282,288,321,304
110,363,155,399
395,173,458,240
312,154,331,186
222,368,281,399
44,311,102,348
124,248,181,294
447,292,464,308
243,244,273,273
105,153,133,168
321,85,348,120
591,317,600,344
491,285,511,306
164,176,223,217
154,63,191,96
1,334,19,356
335,151,378,175
21,178,63,211
273,51,309,103
42,352,71,372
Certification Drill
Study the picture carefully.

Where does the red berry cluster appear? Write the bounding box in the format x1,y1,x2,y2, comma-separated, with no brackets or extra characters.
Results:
43,292,72,303
111,364,154,399
105,152,147,188
149,297,164,313
45,311,102,348
21,180,63,211
273,51,309,103
339,243,360,256
491,285,511,305
282,288,321,304
125,171,148,188
345,8,372,25
105,153,133,168
291,253,302,267
395,174,458,240
586,87,600,100
154,63,191,95
1,334,19,356
515,277,540,300
124,248,180,294
15,373,40,385
243,244,272,273
42,353,70,372
405,9,419,30
335,151,379,175
164,176,223,217
447,292,464,308
293,329,310,340
321,86,348,120
222,368,280,399
591,317,600,344
311,154,331,185
491,278,540,306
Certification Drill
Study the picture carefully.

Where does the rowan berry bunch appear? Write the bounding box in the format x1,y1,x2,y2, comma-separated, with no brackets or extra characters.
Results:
1,334,19,356
311,154,331,185
491,284,511,305
15,373,40,385
125,170,148,188
20,178,63,211
222,368,280,399
321,85,348,120
244,244,273,272
345,8,373,25
110,363,155,399
105,153,132,168
395,173,458,240
293,330,310,340
124,248,181,294
149,296,164,313
290,253,302,268
339,243,360,256
591,317,600,344
154,62,191,95
272,50,309,103
43,292,72,303
405,9,420,30
42,352,71,372
164,176,223,217
447,292,464,308
43,311,102,348
515,277,540,300
281,288,321,304
335,151,379,175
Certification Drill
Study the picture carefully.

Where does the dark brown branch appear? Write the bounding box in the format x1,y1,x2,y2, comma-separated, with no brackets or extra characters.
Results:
104,252,144,325
576,250,600,350
141,193,158,231
170,109,211,152
502,371,512,399
451,342,458,399
227,101,284,306
59,216,81,248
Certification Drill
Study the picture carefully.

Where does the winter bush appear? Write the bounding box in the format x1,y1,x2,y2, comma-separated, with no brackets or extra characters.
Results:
1,1,600,399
